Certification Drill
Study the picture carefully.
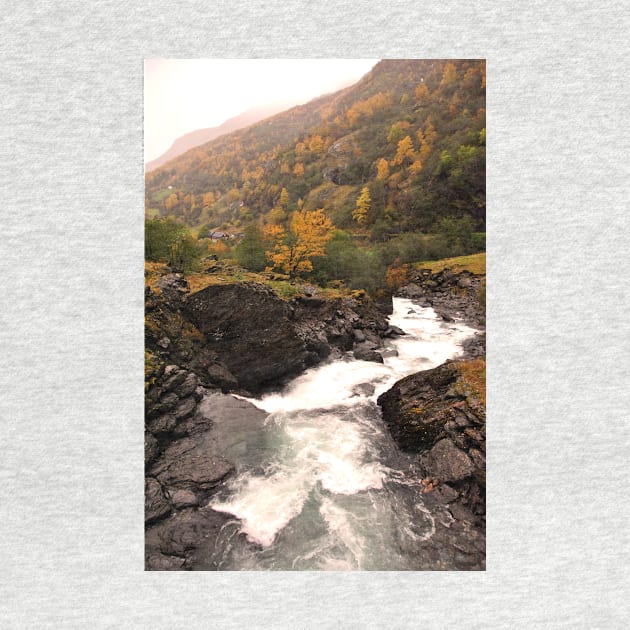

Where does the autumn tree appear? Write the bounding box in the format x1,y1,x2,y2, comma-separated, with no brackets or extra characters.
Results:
265,209,334,278
392,136,415,166
293,162,304,177
376,158,390,180
414,81,429,102
279,187,290,209
308,135,324,154
353,186,371,225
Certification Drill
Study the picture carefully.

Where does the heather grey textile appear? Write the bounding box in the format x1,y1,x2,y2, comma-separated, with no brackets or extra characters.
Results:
1,1,629,627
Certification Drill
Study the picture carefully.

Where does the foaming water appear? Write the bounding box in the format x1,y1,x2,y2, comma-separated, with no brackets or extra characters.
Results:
207,298,478,570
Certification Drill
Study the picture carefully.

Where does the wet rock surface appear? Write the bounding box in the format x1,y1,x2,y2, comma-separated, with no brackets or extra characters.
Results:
145,507,233,570
144,361,268,570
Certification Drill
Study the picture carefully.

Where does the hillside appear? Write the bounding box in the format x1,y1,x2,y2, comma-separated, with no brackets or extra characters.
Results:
145,104,287,172
145,59,485,239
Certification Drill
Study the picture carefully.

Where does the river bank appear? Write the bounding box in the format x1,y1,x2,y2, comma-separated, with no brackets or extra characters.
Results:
145,265,485,570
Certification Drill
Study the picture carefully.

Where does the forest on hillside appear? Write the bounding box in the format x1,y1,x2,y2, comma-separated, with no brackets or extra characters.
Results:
145,59,485,294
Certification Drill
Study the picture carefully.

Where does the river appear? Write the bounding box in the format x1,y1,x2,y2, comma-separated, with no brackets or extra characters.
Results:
200,297,478,570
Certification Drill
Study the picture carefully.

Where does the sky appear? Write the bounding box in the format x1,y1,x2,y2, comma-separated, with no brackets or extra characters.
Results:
144,59,379,163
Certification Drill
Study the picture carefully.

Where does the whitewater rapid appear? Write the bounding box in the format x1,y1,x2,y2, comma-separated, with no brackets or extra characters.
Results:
206,298,477,570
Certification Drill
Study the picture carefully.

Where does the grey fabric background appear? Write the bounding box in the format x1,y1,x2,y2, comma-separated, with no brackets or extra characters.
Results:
1,1,629,627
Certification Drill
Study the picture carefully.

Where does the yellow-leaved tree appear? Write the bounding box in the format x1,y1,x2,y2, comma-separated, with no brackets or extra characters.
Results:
376,158,390,180
265,209,334,278
392,135,415,166
353,186,371,225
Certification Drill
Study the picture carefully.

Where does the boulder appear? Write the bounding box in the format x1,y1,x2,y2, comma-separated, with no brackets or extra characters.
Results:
162,369,188,393
353,347,384,363
184,283,310,393
352,328,366,343
377,361,464,452
378,359,486,522
157,273,190,297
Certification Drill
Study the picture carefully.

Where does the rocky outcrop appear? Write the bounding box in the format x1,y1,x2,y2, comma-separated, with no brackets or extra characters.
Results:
377,359,485,527
290,290,390,366
398,268,485,331
147,277,392,395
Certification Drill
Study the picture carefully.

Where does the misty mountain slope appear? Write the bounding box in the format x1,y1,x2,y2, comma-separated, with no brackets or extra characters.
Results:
145,59,485,236
145,105,288,172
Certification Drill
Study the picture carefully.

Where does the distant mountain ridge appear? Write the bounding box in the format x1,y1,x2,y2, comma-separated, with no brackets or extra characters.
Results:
145,104,288,172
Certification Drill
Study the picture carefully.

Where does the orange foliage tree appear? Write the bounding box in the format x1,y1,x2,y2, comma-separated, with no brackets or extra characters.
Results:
265,209,334,278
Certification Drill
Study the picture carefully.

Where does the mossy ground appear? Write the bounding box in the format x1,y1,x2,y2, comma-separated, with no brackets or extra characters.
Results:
457,359,486,408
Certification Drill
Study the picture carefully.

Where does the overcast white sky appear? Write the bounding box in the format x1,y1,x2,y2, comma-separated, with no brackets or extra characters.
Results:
144,59,379,163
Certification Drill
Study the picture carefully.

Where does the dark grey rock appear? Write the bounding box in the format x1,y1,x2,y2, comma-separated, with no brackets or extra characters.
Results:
427,439,474,482
385,325,406,337
185,283,310,394
151,437,235,491
206,363,238,391
449,502,476,523
352,328,366,342
157,273,190,296
145,432,159,466
145,507,232,564
147,413,177,435
353,347,384,363
145,552,186,571
173,396,196,420
162,370,187,393
157,392,179,411
168,488,199,509
145,477,171,524
178,373,198,398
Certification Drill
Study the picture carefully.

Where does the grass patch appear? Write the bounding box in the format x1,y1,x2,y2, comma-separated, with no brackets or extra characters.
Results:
415,252,486,275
